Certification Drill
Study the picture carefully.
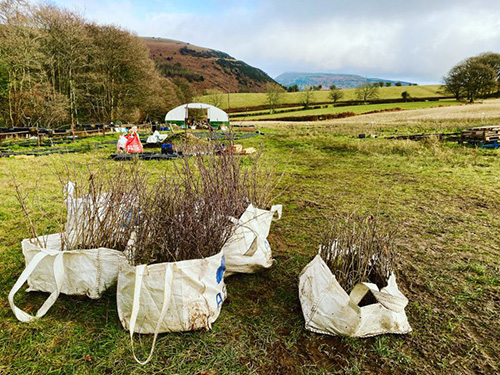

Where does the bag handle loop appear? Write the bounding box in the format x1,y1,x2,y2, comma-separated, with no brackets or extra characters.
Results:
9,250,65,322
129,263,174,365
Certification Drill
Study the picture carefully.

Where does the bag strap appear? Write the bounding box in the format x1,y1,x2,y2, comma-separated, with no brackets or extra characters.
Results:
350,281,408,313
229,216,240,225
129,263,174,365
8,250,65,322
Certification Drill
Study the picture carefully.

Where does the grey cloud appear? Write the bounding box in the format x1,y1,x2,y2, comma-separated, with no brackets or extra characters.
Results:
48,0,500,83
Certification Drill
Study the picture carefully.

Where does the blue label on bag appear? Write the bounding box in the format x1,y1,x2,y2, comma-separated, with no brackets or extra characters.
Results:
216,255,225,284
216,292,223,306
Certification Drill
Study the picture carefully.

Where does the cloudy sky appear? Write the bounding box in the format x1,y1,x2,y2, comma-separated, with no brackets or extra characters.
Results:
48,0,500,84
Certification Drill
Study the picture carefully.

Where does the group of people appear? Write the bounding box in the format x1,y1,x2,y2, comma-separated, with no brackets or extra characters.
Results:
115,119,220,155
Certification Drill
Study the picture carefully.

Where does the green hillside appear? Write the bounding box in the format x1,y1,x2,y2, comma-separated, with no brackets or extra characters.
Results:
197,85,445,111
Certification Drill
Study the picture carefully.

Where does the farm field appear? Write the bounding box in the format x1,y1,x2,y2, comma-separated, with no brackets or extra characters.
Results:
197,85,445,110
241,99,500,134
230,99,461,121
1,102,499,374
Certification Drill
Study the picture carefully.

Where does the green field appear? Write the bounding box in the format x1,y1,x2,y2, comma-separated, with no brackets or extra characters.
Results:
231,99,461,121
1,103,499,374
197,85,444,110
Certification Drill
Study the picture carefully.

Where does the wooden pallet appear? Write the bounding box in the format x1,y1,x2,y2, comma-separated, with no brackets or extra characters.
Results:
461,125,500,141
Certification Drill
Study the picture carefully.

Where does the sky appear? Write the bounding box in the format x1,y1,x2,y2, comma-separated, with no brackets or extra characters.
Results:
45,0,500,84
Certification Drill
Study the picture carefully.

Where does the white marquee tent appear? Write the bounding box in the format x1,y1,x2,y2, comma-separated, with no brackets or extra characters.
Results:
165,103,229,125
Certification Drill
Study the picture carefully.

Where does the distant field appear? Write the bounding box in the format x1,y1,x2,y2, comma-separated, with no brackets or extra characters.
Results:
197,85,445,110
231,99,461,121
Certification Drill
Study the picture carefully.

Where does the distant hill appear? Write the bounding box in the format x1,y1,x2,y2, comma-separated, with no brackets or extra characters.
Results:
143,37,277,93
275,72,414,89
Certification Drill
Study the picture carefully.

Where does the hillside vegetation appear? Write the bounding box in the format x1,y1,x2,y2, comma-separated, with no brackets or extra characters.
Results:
0,3,187,127
145,38,277,94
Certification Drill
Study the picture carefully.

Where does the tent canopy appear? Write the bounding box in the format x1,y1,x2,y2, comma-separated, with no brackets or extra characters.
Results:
165,103,229,124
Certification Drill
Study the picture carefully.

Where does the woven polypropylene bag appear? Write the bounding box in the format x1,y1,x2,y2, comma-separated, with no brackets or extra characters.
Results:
116,251,227,364
223,204,282,275
299,253,412,337
9,233,124,322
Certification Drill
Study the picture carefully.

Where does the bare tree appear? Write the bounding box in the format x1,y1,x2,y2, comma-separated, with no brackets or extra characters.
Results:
140,76,179,123
355,83,379,103
300,85,315,109
86,24,167,122
328,88,343,106
204,89,225,108
20,81,68,127
265,83,284,114
171,77,193,105
33,4,91,129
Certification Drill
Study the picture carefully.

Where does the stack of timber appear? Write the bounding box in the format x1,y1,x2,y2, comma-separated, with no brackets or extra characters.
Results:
461,125,500,141
460,125,500,149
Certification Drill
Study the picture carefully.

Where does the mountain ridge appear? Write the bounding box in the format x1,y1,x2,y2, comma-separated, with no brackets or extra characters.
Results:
143,37,277,93
275,72,414,89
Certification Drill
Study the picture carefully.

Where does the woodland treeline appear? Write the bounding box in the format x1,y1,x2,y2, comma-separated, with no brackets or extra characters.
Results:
0,0,192,128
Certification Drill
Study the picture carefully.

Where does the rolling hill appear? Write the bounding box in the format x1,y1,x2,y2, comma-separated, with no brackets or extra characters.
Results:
275,72,414,89
143,37,277,93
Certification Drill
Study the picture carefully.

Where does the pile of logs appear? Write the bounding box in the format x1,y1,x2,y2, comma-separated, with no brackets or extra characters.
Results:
461,126,500,142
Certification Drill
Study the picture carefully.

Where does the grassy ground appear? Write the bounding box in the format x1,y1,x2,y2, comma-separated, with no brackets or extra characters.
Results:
231,100,460,121
0,135,117,153
197,85,444,110
1,103,499,374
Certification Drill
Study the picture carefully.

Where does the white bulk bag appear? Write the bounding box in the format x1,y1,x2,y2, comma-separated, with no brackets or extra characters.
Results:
223,204,282,275
64,182,112,246
299,253,412,338
9,233,124,322
117,251,227,364
65,181,134,249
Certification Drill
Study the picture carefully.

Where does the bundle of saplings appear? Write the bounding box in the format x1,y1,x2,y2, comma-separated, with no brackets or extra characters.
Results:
192,150,281,218
125,155,237,265
117,153,258,364
60,165,147,252
299,213,412,337
9,164,144,322
319,214,395,292
192,150,283,275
